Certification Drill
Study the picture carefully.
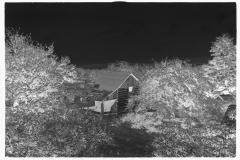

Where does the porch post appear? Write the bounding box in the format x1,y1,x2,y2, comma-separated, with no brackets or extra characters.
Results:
101,100,104,119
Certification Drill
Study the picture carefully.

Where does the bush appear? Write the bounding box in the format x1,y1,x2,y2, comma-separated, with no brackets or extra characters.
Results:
120,113,163,133
152,121,236,157
6,107,113,157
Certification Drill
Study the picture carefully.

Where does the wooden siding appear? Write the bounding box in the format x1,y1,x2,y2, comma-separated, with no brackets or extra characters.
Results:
104,74,139,101
90,71,140,115
119,74,139,89
117,88,129,114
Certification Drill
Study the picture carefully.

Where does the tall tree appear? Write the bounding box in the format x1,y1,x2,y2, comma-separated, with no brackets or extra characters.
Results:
202,34,236,99
5,29,83,114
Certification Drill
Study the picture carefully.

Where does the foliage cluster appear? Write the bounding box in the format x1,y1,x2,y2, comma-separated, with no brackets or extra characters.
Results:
151,120,236,157
5,29,83,114
132,59,214,124
120,34,236,157
202,34,236,98
5,29,112,157
5,28,236,157
6,107,112,157
106,61,153,81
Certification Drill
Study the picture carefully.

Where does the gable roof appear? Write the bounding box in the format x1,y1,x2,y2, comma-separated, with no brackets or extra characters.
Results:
96,71,137,92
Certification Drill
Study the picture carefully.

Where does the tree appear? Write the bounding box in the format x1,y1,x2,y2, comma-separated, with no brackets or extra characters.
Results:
120,59,236,157
202,34,236,99
106,61,151,81
107,61,136,73
5,29,112,157
5,28,84,114
135,59,211,121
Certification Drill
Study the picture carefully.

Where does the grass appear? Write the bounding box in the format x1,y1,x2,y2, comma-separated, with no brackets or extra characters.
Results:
94,111,236,157
98,118,155,157
6,99,236,157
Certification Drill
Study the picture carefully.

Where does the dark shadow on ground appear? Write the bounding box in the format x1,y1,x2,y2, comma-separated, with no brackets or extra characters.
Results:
98,120,156,157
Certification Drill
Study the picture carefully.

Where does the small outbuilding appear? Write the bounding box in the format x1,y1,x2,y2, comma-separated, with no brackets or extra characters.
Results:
86,70,140,115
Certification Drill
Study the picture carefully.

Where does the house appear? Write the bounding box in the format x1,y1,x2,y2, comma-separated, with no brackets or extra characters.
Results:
85,70,140,115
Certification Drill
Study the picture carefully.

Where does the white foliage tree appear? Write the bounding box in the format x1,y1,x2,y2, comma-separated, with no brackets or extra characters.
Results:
202,34,236,99
5,29,83,114
135,59,212,120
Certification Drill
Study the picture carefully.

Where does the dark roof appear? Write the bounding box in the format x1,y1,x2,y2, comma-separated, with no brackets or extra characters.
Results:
96,71,136,91
218,95,235,101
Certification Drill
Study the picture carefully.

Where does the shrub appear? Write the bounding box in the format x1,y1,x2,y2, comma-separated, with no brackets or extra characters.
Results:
120,113,163,133
152,121,236,157
6,107,113,157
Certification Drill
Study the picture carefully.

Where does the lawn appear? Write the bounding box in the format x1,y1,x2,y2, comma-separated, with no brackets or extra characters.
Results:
94,112,236,157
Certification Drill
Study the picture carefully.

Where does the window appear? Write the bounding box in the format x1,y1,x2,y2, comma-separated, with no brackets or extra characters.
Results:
129,86,133,92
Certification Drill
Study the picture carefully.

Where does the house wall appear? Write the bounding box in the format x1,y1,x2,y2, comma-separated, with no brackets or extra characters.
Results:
111,100,118,113
120,75,139,88
96,100,117,112
105,75,139,101
100,74,140,114
117,88,129,114
106,75,139,100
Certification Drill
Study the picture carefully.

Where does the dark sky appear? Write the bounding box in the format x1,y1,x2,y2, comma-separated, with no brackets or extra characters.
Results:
5,2,236,67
